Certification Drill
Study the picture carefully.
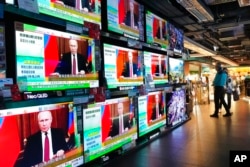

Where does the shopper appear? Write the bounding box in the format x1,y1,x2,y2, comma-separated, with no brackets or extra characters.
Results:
210,63,231,118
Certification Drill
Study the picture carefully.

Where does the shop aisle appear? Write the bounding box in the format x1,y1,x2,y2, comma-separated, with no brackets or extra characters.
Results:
103,98,250,167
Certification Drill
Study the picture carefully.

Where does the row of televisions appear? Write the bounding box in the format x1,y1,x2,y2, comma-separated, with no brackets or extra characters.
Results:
12,21,184,93
4,0,184,52
0,88,188,167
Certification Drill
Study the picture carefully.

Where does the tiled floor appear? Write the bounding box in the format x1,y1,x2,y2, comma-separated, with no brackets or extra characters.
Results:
103,97,250,167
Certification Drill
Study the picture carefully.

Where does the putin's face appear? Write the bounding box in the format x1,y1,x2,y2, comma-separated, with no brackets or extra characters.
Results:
155,94,159,104
117,103,124,115
128,52,133,62
38,111,52,132
69,39,78,55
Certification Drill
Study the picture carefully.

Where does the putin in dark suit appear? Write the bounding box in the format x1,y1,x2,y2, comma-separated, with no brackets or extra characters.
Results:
151,94,164,121
22,111,69,166
121,51,139,78
54,39,88,75
123,0,139,29
109,103,132,137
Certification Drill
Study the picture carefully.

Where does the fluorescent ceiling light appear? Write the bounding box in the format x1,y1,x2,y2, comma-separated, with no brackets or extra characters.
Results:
184,36,216,56
177,0,214,22
212,55,239,66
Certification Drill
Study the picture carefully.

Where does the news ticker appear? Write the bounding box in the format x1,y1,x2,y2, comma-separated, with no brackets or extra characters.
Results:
230,151,250,167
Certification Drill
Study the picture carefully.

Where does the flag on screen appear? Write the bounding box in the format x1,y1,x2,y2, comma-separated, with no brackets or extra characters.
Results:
87,45,92,63
101,105,111,142
129,99,134,120
118,0,125,24
0,116,21,167
67,104,75,135
44,35,59,76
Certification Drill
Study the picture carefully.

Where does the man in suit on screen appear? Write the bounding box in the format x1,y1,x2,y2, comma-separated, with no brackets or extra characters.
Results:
154,56,166,77
22,111,69,166
156,20,167,40
123,0,139,29
151,94,164,121
54,39,89,75
121,51,139,78
109,102,132,137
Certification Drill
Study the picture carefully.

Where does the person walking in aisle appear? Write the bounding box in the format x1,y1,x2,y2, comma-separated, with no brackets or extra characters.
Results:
210,62,231,118
219,68,234,110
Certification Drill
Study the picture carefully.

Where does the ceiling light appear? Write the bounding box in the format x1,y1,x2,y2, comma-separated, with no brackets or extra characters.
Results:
177,0,214,22
212,55,239,66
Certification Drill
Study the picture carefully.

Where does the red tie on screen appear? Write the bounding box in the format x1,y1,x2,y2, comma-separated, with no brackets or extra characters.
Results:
44,132,50,162
72,54,76,75
75,0,81,10
130,63,133,77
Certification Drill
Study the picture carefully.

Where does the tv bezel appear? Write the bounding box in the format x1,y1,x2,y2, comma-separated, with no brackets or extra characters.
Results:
137,90,166,138
14,21,99,92
83,96,138,164
145,9,169,50
0,100,84,167
102,0,145,41
102,38,144,91
168,57,185,84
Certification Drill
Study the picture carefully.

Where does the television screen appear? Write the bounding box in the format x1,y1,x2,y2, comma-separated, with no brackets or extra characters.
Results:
83,97,137,163
167,23,184,54
168,57,184,83
143,51,168,85
103,43,143,89
138,91,166,137
165,88,187,127
37,0,101,25
15,22,99,92
107,0,144,41
146,10,169,50
0,102,84,167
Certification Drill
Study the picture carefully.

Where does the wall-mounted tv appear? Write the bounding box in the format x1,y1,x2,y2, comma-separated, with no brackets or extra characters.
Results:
143,51,168,85
138,91,166,137
37,0,101,25
103,43,143,89
146,10,169,50
106,0,144,41
15,22,99,92
0,101,84,167
168,57,184,83
165,88,187,127
83,97,137,163
167,23,184,54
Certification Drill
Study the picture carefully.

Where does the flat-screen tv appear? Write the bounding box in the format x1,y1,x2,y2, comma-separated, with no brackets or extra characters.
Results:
165,88,187,127
83,97,137,163
106,0,144,41
103,43,143,89
143,51,168,85
168,57,184,83
37,0,101,25
15,22,99,92
167,23,184,54
138,91,166,137
146,10,169,50
0,101,84,167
